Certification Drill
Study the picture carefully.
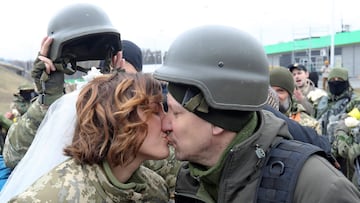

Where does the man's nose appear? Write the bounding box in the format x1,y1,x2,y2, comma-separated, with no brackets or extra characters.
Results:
161,114,172,134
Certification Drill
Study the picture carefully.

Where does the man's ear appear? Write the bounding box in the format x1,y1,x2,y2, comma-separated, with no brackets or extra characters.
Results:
212,125,224,136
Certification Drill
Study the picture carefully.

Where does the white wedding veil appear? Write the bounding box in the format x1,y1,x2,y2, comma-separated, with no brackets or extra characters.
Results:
0,68,102,202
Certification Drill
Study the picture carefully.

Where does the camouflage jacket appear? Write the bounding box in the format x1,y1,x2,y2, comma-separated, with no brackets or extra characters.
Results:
10,158,170,203
297,79,317,116
3,99,48,169
287,102,322,135
143,146,181,199
332,116,360,189
317,90,356,139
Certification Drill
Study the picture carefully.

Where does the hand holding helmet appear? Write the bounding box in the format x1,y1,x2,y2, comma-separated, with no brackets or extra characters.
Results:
31,36,66,106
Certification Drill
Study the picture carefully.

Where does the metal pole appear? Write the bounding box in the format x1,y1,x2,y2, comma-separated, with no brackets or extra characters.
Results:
330,0,335,67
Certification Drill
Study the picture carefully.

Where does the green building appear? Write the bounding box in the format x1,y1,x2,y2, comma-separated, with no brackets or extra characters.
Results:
264,29,360,77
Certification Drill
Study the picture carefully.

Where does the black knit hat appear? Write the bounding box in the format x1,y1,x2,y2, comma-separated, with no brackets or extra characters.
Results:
122,40,143,72
168,82,253,132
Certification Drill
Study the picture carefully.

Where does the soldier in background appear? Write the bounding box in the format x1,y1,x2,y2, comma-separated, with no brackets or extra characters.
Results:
7,84,37,123
288,63,328,118
317,67,360,178
0,85,37,154
270,67,322,134
321,60,331,90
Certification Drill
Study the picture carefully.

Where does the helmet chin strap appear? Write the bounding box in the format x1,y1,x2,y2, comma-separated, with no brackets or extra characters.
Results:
100,48,114,74
60,51,113,74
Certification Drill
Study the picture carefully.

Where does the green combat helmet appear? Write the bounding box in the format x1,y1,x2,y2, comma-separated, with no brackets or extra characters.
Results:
47,3,122,73
154,25,269,111
17,84,37,102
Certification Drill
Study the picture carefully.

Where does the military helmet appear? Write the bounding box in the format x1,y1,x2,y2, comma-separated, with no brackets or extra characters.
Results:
16,84,37,102
269,67,295,96
154,25,269,111
17,84,34,91
47,3,121,63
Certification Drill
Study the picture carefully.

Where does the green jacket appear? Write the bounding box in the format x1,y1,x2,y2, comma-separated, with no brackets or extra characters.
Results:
10,158,170,202
174,110,360,203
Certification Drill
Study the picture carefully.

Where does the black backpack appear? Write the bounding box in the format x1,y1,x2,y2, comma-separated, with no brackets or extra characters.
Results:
255,139,327,203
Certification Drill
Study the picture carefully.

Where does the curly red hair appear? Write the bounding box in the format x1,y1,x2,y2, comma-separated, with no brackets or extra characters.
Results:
64,72,163,166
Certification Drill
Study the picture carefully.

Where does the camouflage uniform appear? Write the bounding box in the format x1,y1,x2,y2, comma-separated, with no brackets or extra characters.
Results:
286,101,322,135
298,79,328,118
317,87,356,143
0,115,12,153
331,99,360,189
332,113,360,189
269,67,322,134
9,158,170,203
3,100,48,169
0,85,36,155
288,63,328,118
9,85,37,122
317,68,360,184
143,146,181,200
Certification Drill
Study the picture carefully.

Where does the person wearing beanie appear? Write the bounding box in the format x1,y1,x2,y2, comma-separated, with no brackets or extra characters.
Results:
270,67,322,134
317,67,360,185
154,25,360,202
122,40,143,73
288,63,328,118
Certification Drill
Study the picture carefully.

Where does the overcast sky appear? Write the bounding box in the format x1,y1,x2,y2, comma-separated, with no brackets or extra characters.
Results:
0,0,358,60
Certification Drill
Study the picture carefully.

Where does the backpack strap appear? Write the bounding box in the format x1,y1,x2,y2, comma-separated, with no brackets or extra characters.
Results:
255,139,326,203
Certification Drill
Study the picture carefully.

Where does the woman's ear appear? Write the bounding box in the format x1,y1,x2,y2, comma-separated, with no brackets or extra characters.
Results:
212,125,224,136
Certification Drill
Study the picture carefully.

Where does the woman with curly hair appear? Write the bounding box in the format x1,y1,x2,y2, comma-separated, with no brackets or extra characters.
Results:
8,72,171,202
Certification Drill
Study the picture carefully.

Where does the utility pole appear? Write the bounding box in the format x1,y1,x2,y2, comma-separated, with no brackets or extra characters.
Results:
330,0,335,67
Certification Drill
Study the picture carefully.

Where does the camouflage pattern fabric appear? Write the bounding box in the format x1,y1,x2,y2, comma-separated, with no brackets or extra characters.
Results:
332,116,360,189
296,79,318,116
0,115,12,134
287,102,322,135
2,99,48,169
317,90,356,140
143,146,181,200
10,94,31,120
349,143,360,190
9,158,170,202
0,115,12,154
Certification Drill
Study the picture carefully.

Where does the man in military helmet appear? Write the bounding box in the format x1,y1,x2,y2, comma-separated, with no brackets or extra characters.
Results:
154,25,360,202
6,84,37,122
